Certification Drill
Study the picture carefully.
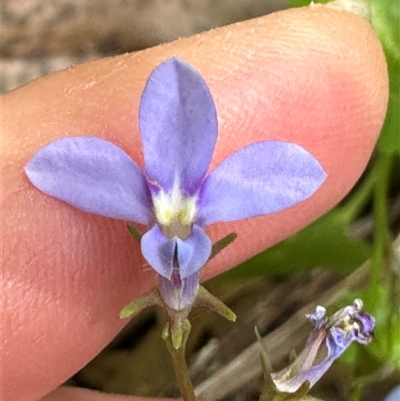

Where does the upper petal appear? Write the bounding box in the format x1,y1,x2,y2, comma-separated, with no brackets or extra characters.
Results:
176,225,212,279
139,57,218,195
198,140,327,224
25,137,153,224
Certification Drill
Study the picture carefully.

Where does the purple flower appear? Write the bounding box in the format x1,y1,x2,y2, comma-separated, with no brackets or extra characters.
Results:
384,385,400,401
24,57,326,310
271,299,375,393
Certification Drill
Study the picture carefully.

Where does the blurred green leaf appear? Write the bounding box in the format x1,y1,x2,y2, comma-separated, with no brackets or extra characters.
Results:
220,210,371,279
365,283,400,370
370,0,399,61
378,91,400,154
372,0,400,154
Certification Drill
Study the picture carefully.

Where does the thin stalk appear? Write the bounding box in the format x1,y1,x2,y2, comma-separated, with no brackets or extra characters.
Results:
163,320,197,401
371,153,393,285
341,167,376,224
348,385,362,401
348,154,394,401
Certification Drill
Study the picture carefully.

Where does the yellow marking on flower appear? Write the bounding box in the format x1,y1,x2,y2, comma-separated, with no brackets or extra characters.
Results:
340,315,361,334
158,208,174,225
178,197,197,225
152,177,197,229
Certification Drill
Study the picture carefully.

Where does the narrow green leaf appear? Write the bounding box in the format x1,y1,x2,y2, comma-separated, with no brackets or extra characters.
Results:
365,283,400,370
378,80,400,154
220,209,371,279
366,0,399,153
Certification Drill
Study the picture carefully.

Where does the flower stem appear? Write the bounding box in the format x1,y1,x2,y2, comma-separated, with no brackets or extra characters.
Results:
371,153,393,285
341,167,376,224
349,153,394,401
163,319,197,401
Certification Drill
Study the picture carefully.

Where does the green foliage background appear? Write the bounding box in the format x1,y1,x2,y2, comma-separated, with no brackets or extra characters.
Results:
217,0,399,397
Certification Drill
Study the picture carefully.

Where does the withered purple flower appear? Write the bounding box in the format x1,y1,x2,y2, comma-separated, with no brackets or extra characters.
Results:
271,299,375,393
25,57,326,310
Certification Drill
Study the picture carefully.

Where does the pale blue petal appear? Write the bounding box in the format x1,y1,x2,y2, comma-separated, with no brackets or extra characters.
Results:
285,328,353,390
141,225,175,279
279,353,337,392
176,225,212,278
141,224,211,279
25,137,153,224
139,57,217,195
273,304,375,393
384,386,400,401
198,141,327,224
159,272,200,311
354,312,375,344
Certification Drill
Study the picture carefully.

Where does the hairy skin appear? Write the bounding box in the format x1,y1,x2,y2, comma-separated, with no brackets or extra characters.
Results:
1,5,388,401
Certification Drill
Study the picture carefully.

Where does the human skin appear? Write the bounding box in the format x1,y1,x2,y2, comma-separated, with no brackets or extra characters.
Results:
1,4,388,401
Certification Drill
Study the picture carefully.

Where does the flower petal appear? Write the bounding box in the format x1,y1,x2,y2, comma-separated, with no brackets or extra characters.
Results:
25,137,153,224
354,312,375,344
159,272,200,311
141,224,211,279
284,327,356,391
275,353,337,393
139,57,218,195
176,225,212,279
198,141,327,224
384,386,400,401
141,225,175,278
272,299,375,393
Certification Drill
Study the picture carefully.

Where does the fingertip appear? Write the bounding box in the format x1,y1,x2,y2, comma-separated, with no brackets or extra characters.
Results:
2,5,388,401
200,4,388,276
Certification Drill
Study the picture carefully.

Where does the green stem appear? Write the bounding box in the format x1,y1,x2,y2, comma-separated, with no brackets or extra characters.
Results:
348,385,362,401
371,153,393,285
341,167,376,224
163,320,197,401
348,153,393,401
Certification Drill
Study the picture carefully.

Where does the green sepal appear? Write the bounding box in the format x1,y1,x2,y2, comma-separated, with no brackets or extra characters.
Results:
162,311,191,350
127,223,142,242
288,349,298,364
195,285,237,322
209,232,237,261
172,318,191,350
119,288,162,318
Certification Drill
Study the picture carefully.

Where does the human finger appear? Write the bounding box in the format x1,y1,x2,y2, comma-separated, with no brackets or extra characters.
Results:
40,386,170,401
2,5,388,401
